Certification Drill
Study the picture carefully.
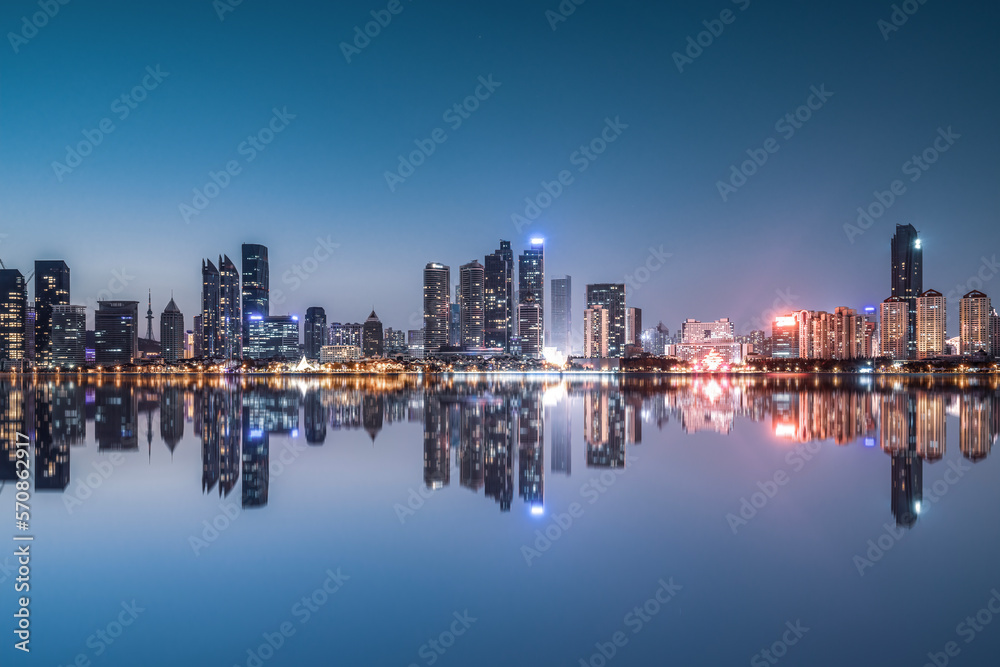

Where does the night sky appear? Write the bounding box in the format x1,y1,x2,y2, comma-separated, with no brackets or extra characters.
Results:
1,0,997,337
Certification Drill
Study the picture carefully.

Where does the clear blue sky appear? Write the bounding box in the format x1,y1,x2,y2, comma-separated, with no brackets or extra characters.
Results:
1,0,997,337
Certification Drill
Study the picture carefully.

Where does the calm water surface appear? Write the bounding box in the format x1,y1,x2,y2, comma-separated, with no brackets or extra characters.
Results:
1,375,999,666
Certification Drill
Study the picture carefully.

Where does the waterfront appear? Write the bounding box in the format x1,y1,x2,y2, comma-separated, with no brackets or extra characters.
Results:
1,375,999,666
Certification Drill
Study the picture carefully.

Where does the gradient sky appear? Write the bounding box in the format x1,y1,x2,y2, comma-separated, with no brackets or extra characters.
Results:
1,0,998,337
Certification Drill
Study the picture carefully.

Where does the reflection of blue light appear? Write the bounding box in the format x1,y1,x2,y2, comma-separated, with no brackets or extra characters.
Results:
291,429,299,438
530,505,544,516
864,438,875,447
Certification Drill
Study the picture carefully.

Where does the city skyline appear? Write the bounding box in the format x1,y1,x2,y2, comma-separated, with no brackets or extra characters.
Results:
2,2,998,345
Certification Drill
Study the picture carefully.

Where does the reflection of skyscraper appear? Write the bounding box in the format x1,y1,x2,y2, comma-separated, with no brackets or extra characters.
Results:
518,394,544,507
484,399,514,511
34,385,69,490
915,392,946,461
890,224,922,359
484,241,514,351
304,390,327,445
363,395,384,442
95,384,138,450
242,414,269,508
459,400,485,491
584,390,626,468
201,388,240,496
890,446,922,528
160,386,185,454
0,382,27,481
423,398,450,488
549,398,571,476
960,395,993,462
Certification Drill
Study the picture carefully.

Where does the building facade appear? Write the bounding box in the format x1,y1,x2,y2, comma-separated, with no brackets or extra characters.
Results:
881,296,909,360
304,307,327,360
584,306,609,358
34,260,70,366
484,241,514,351
586,284,626,357
890,224,922,359
916,289,946,359
423,263,451,354
246,315,299,360
95,300,139,366
241,243,269,348
362,310,384,358
0,269,26,367
460,261,485,348
160,298,184,363
52,304,86,367
959,290,991,355
551,276,572,355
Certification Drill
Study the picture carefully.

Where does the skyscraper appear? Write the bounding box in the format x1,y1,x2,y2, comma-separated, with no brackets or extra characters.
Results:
304,307,327,360
551,276,572,355
518,240,545,357
160,298,184,363
423,263,450,354
33,260,70,366
916,289,946,359
959,290,991,355
460,260,485,348
625,307,642,349
201,259,220,358
219,255,241,360
362,310,384,358
890,224,922,359
246,315,299,360
771,315,799,358
52,305,86,367
880,296,909,360
95,301,139,365
586,283,626,357
242,243,269,348
484,241,514,351
0,270,27,367
584,305,610,357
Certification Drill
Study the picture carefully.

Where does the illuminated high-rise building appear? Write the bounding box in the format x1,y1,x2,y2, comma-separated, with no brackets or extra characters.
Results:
517,240,545,357
159,298,184,363
0,270,27,367
94,301,139,366
362,310,384,358
625,307,642,349
959,290,991,355
52,304,86,367
241,243,269,348
459,260,485,348
916,289,946,359
423,263,450,354
584,305,610,358
890,224,922,359
201,258,221,358
551,276,572,355
246,315,299,360
586,283,626,357
218,255,241,360
304,307,326,360
484,241,514,351
771,315,799,358
880,297,909,360
33,260,70,366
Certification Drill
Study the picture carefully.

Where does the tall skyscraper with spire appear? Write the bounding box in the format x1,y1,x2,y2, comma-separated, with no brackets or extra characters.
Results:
890,224,922,360
33,260,70,366
160,297,184,363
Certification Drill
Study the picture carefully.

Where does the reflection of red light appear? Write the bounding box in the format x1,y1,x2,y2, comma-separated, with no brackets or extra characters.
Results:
774,423,796,438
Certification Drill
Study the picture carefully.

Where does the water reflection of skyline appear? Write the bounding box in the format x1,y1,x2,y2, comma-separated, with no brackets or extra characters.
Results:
1,376,997,527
